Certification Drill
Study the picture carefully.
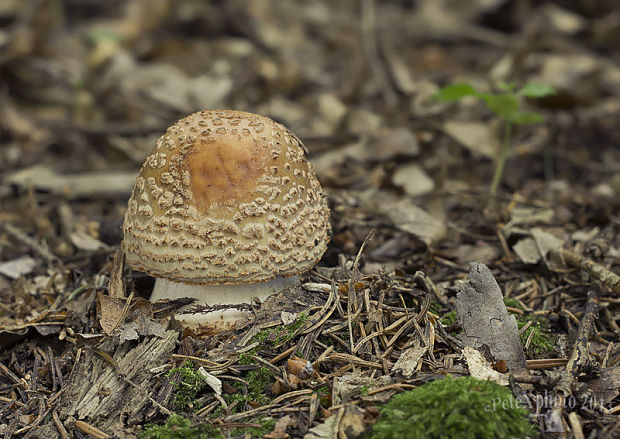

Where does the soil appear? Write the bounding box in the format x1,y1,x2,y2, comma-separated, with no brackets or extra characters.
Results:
1,1,619,438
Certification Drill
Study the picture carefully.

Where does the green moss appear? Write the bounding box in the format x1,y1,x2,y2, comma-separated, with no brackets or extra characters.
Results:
440,310,457,326
370,376,535,439
219,312,309,414
167,314,309,418
504,299,555,358
504,298,525,311
244,311,310,357
228,417,276,438
518,318,555,358
138,414,222,439
236,366,273,406
168,361,207,413
210,360,273,417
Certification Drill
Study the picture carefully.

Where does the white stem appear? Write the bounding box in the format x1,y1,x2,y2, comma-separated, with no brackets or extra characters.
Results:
151,276,299,329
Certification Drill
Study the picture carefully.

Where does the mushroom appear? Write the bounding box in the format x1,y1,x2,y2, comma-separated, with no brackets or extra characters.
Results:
122,110,330,328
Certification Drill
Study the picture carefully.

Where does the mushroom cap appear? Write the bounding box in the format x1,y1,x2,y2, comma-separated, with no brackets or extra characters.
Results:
122,110,330,285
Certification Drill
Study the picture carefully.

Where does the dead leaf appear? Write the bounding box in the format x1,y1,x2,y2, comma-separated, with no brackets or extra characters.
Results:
513,238,541,264
507,206,555,227
97,293,164,340
265,414,294,439
117,314,167,342
392,339,428,378
303,405,366,439
392,163,435,197
443,120,499,159
7,165,135,199
311,93,347,136
365,128,420,161
512,228,564,265
197,367,222,395
332,372,391,405
346,108,382,135
0,256,36,279
70,230,108,251
452,242,500,265
363,190,445,244
541,4,585,35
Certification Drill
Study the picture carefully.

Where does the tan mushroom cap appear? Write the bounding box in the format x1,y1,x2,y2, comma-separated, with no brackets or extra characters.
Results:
122,110,330,285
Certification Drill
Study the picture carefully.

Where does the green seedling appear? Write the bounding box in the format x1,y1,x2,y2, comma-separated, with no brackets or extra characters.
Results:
370,375,535,439
433,81,556,196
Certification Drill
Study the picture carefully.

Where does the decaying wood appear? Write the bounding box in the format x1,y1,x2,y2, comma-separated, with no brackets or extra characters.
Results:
548,289,600,432
58,330,178,432
1,1,619,437
456,263,527,371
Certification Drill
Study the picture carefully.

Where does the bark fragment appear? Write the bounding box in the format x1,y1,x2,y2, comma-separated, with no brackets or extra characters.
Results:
456,263,527,371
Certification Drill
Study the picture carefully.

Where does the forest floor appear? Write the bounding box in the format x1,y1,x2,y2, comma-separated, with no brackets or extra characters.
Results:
1,1,619,438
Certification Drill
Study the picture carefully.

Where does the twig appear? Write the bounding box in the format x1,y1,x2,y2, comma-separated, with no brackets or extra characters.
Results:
553,247,620,295
549,289,599,429
526,359,569,370
74,421,110,439
0,221,59,265
170,354,235,371
52,410,70,439
563,290,599,382
360,0,398,107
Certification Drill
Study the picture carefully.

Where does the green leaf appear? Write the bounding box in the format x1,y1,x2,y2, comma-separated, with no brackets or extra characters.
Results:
518,82,556,98
498,81,516,92
510,111,544,125
482,94,519,120
432,83,480,102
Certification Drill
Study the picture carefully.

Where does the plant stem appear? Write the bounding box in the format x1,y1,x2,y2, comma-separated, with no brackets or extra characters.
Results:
490,121,512,197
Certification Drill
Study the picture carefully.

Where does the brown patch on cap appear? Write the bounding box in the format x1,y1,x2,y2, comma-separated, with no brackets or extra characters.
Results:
184,133,266,212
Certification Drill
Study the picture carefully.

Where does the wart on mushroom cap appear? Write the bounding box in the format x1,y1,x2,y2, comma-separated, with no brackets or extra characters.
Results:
122,110,330,328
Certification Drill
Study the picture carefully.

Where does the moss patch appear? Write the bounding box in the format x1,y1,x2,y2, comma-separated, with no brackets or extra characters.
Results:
440,310,457,326
503,297,525,311
168,361,207,413
228,417,276,438
226,358,274,409
138,414,221,439
370,376,535,439
518,317,555,358
249,311,309,354
503,298,555,358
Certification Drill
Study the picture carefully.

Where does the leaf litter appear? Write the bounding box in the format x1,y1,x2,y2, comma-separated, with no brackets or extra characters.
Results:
1,0,619,438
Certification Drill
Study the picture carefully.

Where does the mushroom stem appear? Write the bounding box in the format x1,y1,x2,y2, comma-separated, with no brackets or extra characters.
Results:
151,275,300,328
